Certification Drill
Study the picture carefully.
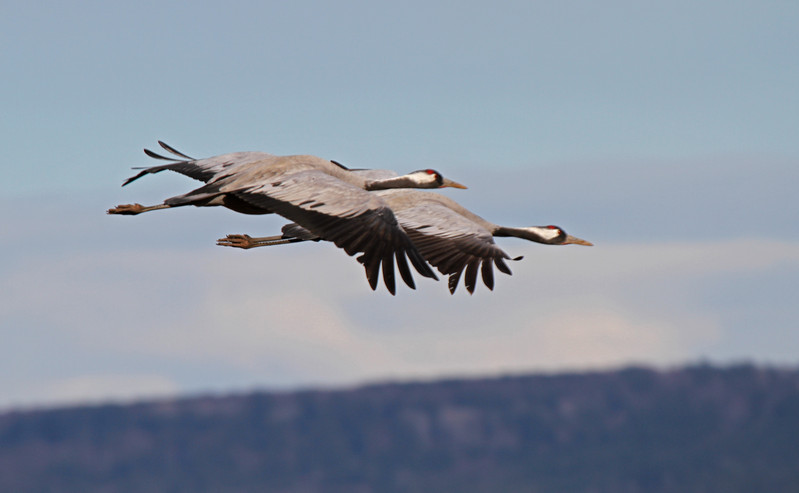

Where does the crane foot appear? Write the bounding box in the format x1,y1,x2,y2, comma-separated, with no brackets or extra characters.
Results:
107,203,145,215
217,234,255,249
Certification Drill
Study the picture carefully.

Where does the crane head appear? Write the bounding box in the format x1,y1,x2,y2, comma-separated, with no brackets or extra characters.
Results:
521,225,594,246
366,170,468,190
408,169,468,189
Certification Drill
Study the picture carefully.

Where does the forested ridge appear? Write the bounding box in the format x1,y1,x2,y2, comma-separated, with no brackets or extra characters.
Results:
2,364,798,492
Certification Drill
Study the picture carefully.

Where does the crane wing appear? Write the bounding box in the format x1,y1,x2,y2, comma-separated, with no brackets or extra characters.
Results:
392,201,513,294
119,146,438,294
232,170,438,294
123,141,274,186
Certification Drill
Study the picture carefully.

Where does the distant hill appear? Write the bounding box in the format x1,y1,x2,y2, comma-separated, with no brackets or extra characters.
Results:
1,364,798,492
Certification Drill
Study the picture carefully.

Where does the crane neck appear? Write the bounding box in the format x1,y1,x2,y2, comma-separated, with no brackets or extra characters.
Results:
364,175,417,191
494,226,560,244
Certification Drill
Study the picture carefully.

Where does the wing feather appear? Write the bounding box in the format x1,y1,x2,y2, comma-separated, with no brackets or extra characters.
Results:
117,146,437,293
233,170,436,292
448,270,463,294
395,250,415,289
495,257,513,275
244,190,521,295
464,258,480,294
481,260,495,291
381,248,396,294
386,199,512,294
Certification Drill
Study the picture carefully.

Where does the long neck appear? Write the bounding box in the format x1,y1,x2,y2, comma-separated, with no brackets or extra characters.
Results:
364,175,420,191
494,226,560,244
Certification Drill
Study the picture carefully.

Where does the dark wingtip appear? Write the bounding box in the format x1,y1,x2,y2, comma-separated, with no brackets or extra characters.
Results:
382,254,396,295
368,274,378,291
395,251,415,290
464,259,479,294
408,247,438,281
495,257,514,276
368,271,379,291
481,261,495,291
363,251,382,291
448,270,462,294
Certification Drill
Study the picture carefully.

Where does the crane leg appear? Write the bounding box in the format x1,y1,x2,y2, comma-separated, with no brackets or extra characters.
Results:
217,233,305,249
107,203,171,215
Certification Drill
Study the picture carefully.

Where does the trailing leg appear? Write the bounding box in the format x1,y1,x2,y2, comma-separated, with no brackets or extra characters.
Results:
217,234,309,249
106,203,172,215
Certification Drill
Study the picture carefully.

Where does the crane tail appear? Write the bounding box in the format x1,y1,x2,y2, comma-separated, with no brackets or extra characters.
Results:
329,159,350,170
122,169,157,186
143,148,177,161
126,145,196,186
158,141,195,160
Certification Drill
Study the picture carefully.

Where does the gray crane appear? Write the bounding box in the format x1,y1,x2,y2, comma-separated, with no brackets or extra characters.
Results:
218,188,593,294
107,142,468,295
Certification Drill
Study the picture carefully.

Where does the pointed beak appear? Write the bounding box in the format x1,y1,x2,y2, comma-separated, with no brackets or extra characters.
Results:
441,178,468,189
563,234,593,246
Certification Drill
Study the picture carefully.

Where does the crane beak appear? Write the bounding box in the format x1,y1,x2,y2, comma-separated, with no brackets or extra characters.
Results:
563,234,593,246
441,178,468,189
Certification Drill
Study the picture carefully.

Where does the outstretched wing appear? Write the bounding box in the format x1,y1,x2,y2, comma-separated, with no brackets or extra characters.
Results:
122,141,274,186
391,201,513,294
122,146,437,294
272,190,517,295
232,170,438,294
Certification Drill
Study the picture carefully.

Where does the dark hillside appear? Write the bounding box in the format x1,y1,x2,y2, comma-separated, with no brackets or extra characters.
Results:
1,364,798,492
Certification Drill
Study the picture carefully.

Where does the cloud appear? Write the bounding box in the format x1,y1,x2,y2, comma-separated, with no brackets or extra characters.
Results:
5,231,796,400
2,185,798,409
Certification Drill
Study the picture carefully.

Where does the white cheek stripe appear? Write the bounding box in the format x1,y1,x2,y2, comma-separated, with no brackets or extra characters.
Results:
410,174,434,186
527,227,560,241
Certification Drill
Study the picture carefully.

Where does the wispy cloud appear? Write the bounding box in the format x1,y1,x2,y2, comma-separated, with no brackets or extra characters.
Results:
4,212,796,409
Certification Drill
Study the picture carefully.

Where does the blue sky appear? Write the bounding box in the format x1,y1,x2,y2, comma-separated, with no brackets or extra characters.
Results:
1,1,797,409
